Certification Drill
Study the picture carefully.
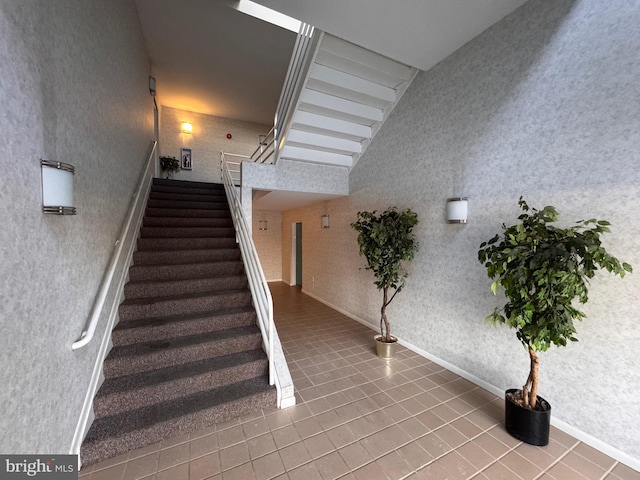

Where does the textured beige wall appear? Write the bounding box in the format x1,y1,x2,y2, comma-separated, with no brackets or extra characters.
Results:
0,0,153,454
282,0,640,462
159,106,269,184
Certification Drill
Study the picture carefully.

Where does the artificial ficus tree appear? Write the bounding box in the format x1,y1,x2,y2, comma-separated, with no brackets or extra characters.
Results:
351,208,419,343
478,198,632,409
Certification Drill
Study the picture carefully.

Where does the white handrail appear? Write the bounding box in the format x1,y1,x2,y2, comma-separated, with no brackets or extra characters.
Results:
72,141,157,350
220,153,274,385
272,23,319,165
250,126,275,164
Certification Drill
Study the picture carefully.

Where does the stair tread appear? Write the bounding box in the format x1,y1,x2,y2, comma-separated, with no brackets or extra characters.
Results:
136,237,237,251
132,250,241,266
97,349,267,397
106,325,261,360
140,226,236,238
84,376,273,443
120,288,249,307
125,273,246,287
152,178,225,189
114,306,255,331
144,208,232,218
130,260,242,270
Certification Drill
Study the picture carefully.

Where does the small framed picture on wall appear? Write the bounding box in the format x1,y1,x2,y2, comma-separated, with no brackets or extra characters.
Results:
181,148,192,170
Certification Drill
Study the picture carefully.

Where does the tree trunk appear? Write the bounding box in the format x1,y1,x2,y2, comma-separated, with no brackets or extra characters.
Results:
524,348,539,409
381,286,391,342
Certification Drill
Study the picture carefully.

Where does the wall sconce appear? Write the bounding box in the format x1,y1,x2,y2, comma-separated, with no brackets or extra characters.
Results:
258,220,268,231
149,76,156,96
181,122,192,134
446,197,467,224
41,160,76,215
321,214,330,228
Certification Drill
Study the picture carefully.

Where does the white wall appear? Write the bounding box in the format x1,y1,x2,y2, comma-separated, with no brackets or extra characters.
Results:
282,0,640,463
159,106,269,184
0,0,153,453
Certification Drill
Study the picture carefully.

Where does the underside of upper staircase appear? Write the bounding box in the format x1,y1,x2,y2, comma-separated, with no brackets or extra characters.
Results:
279,33,418,170
81,179,276,466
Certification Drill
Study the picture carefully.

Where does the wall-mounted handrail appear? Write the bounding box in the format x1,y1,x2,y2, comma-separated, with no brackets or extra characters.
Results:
72,141,157,350
220,152,274,385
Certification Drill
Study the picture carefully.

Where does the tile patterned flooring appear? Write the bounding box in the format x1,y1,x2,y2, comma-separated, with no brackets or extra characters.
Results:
80,282,640,480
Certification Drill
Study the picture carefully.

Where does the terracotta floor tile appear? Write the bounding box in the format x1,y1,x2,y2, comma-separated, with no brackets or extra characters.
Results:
83,284,635,480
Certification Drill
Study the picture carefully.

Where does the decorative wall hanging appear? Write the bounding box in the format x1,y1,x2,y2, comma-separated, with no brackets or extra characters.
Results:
181,148,192,170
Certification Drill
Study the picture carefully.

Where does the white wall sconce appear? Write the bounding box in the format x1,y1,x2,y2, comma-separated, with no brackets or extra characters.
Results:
258,220,268,231
41,160,76,215
446,197,467,224
321,214,330,228
181,122,192,134
149,76,156,96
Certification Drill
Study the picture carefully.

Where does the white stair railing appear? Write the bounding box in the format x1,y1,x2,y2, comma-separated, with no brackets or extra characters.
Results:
264,22,320,166
249,126,275,164
72,140,157,350
220,153,295,408
221,153,274,386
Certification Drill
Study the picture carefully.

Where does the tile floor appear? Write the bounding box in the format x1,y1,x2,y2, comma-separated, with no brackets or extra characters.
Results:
79,282,640,480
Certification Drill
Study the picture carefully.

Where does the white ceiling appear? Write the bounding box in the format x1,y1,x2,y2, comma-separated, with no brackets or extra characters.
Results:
135,0,296,125
250,0,529,71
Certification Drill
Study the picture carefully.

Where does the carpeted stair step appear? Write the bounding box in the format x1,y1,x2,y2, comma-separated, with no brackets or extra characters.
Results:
128,260,244,282
112,307,257,345
132,248,241,266
140,226,236,238
81,376,276,466
152,185,226,196
119,289,252,322
137,236,237,251
103,325,263,377
147,198,230,210
124,275,248,300
144,207,231,219
143,216,233,228
93,350,269,418
152,178,225,190
149,191,226,203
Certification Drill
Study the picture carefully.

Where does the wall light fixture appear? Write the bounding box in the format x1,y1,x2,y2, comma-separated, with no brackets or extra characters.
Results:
181,122,192,134
446,197,467,224
321,214,330,228
41,160,76,215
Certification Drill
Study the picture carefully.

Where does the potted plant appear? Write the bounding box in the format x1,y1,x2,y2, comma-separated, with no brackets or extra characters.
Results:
159,156,180,178
478,197,632,445
351,207,419,359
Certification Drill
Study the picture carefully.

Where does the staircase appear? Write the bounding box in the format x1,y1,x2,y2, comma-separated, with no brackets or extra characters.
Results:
278,32,418,169
81,178,276,465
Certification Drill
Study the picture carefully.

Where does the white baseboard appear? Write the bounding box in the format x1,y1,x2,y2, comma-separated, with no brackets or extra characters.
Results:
300,289,640,473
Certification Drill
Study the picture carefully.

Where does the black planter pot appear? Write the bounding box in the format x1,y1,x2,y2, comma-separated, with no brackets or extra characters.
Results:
504,388,551,446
